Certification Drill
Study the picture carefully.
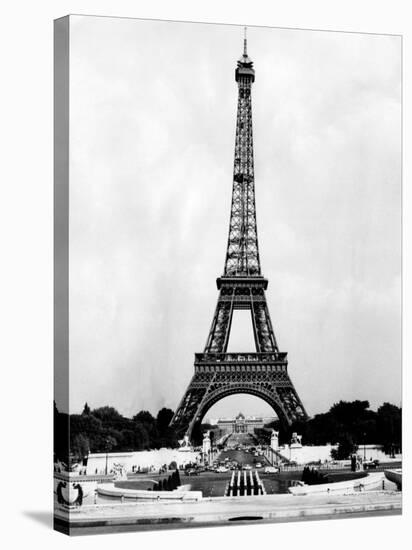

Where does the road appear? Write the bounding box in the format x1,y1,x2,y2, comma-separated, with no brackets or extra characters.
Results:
218,448,268,468
182,445,294,496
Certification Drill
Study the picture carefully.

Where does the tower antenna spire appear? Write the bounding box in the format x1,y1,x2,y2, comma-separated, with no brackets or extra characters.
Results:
243,26,247,56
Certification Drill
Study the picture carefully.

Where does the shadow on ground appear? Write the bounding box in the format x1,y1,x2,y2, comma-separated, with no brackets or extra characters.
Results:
23,511,53,528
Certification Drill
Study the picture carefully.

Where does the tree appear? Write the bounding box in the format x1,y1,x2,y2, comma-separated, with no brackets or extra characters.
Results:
54,401,69,464
302,467,328,485
377,402,402,453
167,475,174,491
154,408,179,449
200,423,218,432
190,422,203,446
132,411,157,448
133,410,155,426
132,423,150,450
92,406,123,425
70,413,103,445
254,427,271,445
156,408,174,431
329,400,370,424
70,433,90,464
300,400,384,447
82,402,91,416
330,434,358,460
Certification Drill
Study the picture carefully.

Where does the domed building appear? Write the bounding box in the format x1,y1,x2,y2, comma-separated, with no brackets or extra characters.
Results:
216,412,275,435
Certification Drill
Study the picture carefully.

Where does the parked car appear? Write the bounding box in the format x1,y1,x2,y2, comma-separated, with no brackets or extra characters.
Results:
216,466,229,473
363,460,379,470
243,464,252,471
186,469,199,476
264,466,279,473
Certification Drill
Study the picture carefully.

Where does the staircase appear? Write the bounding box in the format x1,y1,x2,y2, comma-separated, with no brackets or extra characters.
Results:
225,470,266,496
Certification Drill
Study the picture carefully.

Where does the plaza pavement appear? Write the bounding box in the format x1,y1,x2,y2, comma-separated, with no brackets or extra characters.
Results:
55,490,401,533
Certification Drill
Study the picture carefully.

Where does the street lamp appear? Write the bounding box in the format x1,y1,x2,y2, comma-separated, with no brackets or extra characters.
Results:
105,438,110,475
363,432,366,461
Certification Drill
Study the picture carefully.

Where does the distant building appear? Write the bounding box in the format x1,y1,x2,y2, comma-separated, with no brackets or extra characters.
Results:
215,412,275,435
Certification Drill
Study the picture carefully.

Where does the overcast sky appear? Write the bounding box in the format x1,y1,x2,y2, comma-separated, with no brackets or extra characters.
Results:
64,16,401,420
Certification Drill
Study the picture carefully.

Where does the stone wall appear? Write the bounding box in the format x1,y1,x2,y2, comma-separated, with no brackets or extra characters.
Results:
86,448,200,475
277,444,402,465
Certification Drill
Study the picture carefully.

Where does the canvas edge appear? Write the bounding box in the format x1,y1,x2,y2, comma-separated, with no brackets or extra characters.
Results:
53,14,71,536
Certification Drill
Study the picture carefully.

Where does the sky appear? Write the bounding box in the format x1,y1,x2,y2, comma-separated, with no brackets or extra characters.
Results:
63,16,401,419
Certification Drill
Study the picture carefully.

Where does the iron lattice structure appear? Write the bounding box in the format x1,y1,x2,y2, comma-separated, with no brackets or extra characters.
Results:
171,33,308,440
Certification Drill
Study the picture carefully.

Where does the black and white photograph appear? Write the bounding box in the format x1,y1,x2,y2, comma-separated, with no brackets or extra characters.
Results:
53,14,401,536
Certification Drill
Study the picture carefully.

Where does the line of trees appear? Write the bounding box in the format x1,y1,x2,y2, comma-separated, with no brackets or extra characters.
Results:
152,470,181,491
301,466,328,485
55,399,402,465
54,402,179,464
259,400,401,459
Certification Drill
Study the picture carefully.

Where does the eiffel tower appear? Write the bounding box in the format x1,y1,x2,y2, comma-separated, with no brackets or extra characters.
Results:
171,30,308,440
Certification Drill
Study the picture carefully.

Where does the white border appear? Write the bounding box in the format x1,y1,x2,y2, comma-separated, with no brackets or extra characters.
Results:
0,1,409,549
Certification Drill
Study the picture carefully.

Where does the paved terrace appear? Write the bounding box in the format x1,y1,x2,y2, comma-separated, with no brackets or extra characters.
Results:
55,490,401,533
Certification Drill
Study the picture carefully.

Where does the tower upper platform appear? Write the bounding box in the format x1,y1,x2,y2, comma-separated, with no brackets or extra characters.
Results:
235,28,255,82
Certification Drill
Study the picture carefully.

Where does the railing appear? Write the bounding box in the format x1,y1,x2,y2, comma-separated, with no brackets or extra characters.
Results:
217,276,268,290
264,446,292,466
279,463,350,473
54,471,114,482
195,352,287,363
